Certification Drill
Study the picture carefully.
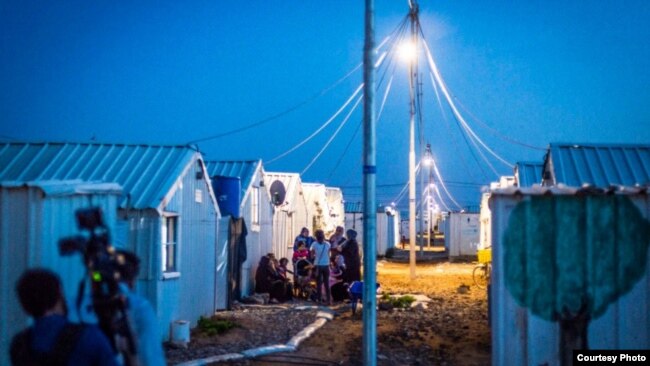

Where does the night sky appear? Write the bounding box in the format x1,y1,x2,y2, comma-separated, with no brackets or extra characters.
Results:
2,1,649,209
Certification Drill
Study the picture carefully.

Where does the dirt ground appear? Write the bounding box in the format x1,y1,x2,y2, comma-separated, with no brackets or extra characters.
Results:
166,251,491,366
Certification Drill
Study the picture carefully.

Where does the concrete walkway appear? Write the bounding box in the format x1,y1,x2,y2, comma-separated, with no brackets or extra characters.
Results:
175,305,336,366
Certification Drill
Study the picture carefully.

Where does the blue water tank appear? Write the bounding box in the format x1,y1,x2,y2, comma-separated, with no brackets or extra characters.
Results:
212,176,241,218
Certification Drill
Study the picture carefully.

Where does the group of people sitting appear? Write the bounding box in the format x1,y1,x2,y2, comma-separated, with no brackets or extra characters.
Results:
254,226,361,305
254,253,294,303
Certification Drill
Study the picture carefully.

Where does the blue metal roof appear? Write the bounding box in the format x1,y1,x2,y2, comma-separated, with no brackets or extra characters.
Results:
205,160,260,194
0,142,198,209
547,143,650,187
515,161,544,187
344,201,362,213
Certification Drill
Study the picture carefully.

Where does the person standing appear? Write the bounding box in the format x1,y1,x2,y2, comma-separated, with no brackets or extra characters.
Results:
10,268,118,366
328,226,346,259
310,229,332,304
293,227,315,253
116,250,166,366
339,229,362,283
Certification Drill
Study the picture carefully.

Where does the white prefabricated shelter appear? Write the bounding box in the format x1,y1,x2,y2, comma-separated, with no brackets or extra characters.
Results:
0,180,121,365
489,143,650,364
263,172,309,260
205,160,273,298
343,202,400,256
398,213,429,241
479,176,517,250
377,206,400,256
0,142,221,341
490,186,650,365
302,183,335,235
344,201,363,232
325,187,345,229
444,212,480,258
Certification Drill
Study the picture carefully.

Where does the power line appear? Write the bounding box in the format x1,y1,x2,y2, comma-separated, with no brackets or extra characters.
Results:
452,95,547,151
268,23,408,168
432,184,452,212
325,73,395,182
265,83,364,165
186,63,363,144
302,94,363,174
339,180,484,189
429,156,463,209
420,33,514,170
428,71,484,182
323,17,409,181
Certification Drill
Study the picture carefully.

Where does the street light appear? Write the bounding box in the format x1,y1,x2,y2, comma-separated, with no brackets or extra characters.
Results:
422,150,433,167
398,40,417,63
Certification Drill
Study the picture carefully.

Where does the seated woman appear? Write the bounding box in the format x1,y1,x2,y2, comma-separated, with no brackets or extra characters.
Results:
254,254,292,303
254,255,274,294
276,258,294,300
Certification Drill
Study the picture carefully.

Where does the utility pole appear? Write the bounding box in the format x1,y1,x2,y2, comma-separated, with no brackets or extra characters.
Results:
408,0,419,280
418,138,425,255
362,0,377,365
425,143,432,248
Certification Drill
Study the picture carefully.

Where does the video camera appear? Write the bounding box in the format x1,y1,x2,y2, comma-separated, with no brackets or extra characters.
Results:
59,207,139,366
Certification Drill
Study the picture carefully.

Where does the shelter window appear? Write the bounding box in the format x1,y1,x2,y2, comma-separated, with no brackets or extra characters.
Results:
162,215,179,273
251,187,260,230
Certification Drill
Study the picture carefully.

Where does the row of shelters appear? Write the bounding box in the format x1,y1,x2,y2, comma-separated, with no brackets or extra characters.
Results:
484,142,650,365
344,202,401,256
0,141,345,364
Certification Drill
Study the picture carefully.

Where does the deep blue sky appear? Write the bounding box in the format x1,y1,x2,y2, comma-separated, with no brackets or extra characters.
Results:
1,1,649,209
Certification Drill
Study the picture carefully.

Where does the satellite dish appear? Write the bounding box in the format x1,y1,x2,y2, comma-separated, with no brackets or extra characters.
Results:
270,180,286,206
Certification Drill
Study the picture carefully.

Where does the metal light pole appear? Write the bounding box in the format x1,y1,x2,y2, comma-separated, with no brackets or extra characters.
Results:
362,0,377,364
424,143,432,248
418,146,426,255
408,1,419,280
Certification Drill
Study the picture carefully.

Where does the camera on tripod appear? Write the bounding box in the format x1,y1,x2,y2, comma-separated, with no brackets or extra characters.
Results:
59,207,110,256
58,207,139,366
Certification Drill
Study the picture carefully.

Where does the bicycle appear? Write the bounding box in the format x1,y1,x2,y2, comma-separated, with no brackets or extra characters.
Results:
472,262,491,289
473,248,492,289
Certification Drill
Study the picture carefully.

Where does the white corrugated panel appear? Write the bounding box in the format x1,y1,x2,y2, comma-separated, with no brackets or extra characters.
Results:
490,192,650,366
239,171,273,298
303,183,333,234
0,181,121,366
376,212,388,255
264,172,308,260
390,211,401,249
479,192,491,250
156,154,220,337
445,213,480,257
325,187,345,229
215,216,230,310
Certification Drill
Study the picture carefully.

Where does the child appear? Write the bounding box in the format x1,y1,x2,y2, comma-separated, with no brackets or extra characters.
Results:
292,242,310,263
277,257,292,280
329,253,347,302
272,258,293,302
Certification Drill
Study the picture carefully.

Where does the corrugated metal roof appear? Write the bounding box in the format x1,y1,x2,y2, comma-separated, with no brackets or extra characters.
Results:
515,161,543,187
0,142,198,209
345,201,362,213
547,143,650,187
0,180,123,197
492,184,649,196
205,160,260,194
